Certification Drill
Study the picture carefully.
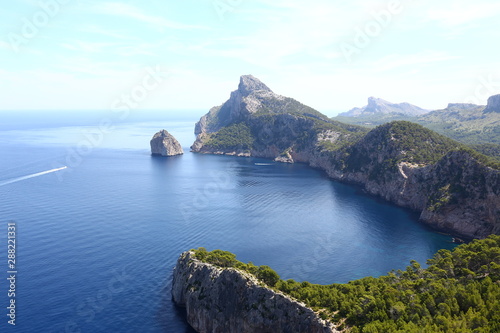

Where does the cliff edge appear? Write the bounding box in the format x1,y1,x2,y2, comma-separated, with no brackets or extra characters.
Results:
172,251,338,333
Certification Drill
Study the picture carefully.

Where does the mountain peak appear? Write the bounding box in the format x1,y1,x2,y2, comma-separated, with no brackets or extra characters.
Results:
367,97,391,108
238,75,273,96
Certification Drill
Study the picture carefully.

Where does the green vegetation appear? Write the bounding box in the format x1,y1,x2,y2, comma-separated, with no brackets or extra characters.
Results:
254,96,331,121
336,121,462,176
194,235,500,332
246,110,366,154
193,248,280,287
375,121,461,165
204,122,254,151
468,143,500,162
428,184,452,212
309,120,367,152
336,122,500,175
449,146,500,170
418,105,500,146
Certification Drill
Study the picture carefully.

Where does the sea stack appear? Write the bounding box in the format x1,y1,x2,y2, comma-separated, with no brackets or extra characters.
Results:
150,130,184,156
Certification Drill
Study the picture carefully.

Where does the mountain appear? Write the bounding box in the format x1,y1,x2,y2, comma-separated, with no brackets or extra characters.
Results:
192,75,367,160
334,96,500,152
194,75,340,136
192,75,500,238
338,97,429,117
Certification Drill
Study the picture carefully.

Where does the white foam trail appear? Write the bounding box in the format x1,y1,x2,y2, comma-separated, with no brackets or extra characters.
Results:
0,166,67,187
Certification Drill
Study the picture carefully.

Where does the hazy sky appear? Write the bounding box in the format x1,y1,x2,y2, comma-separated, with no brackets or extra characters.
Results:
1,0,499,116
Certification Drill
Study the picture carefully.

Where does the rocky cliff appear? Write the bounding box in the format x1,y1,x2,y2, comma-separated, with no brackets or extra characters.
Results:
191,75,500,239
484,94,500,113
172,251,338,333
150,129,184,156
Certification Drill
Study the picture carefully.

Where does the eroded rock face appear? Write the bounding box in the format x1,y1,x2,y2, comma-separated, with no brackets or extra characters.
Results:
172,251,338,333
484,94,500,113
150,130,183,156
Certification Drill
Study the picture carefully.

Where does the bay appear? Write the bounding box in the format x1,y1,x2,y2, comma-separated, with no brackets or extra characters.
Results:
0,112,455,332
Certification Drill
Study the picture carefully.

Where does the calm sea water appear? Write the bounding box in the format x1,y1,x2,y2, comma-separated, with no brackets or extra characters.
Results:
0,111,455,332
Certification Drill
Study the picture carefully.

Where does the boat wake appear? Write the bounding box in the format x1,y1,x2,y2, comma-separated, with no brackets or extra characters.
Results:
0,166,67,187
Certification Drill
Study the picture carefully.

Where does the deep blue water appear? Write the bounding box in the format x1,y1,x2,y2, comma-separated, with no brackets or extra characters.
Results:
0,112,456,332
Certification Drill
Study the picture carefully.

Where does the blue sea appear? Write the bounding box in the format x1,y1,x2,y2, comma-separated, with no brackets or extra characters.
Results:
0,111,456,332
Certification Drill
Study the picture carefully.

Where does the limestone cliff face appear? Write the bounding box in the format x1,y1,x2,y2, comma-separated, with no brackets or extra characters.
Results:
172,251,338,333
484,94,500,113
419,151,500,236
191,76,500,239
150,130,184,156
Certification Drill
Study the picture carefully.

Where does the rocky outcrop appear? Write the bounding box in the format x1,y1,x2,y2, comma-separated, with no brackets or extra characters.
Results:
172,251,338,333
339,97,429,117
484,94,500,113
150,130,183,156
191,76,500,238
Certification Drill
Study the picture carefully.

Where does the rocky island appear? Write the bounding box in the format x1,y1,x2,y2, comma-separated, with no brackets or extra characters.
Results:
191,75,500,239
150,129,183,156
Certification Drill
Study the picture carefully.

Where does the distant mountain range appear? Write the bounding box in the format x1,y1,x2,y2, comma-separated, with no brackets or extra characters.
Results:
334,95,500,159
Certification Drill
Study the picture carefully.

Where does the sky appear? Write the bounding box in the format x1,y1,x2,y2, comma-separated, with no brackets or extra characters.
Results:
1,0,499,116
